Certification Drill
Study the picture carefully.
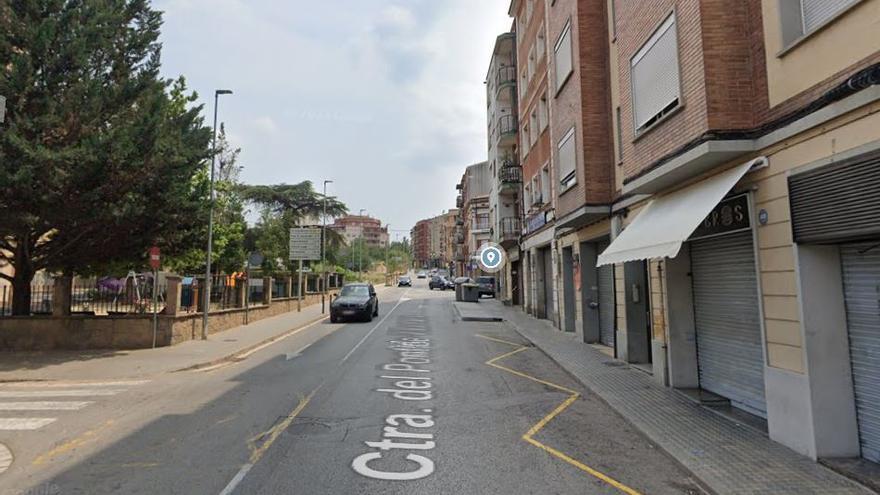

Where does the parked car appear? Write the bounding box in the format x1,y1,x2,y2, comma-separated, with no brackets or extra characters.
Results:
476,276,496,297
429,276,453,290
417,271,427,279
330,283,378,323
398,276,412,287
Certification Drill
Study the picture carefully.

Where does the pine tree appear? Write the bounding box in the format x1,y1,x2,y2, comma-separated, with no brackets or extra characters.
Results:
0,1,212,314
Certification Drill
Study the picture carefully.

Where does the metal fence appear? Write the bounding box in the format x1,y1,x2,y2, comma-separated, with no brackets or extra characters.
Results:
70,281,166,315
272,278,289,299
0,284,54,316
209,274,242,310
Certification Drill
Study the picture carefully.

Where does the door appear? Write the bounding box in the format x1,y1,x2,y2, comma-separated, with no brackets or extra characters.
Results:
542,247,554,322
624,260,652,364
691,231,766,417
597,242,615,348
841,242,880,463
562,247,575,332
511,260,521,306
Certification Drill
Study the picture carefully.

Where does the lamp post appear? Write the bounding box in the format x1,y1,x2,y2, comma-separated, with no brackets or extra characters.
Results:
358,209,367,277
322,180,333,313
202,89,233,340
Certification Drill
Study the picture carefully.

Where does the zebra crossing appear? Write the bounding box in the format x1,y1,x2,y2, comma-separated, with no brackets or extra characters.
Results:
0,379,149,431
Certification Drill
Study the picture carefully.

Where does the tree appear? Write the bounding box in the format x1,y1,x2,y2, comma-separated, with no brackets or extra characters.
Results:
0,2,212,314
239,181,348,273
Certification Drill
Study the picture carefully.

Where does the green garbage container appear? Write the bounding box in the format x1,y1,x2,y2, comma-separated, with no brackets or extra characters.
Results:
462,283,480,302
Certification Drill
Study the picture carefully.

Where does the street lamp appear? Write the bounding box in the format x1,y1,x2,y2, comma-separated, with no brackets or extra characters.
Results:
358,209,367,277
202,89,233,340
322,180,333,313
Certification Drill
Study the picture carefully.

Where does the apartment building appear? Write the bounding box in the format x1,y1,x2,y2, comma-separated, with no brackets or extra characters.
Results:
592,0,880,464
510,0,555,322
410,219,431,268
330,215,388,248
486,31,523,304
455,162,491,278
488,0,880,467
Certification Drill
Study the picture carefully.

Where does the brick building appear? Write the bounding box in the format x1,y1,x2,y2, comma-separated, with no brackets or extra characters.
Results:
485,0,880,466
329,215,388,248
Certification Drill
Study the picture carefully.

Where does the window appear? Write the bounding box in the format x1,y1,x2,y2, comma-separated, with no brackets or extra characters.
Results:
530,110,538,146
524,183,532,208
526,0,534,23
615,106,623,163
538,93,548,131
520,70,527,100
532,177,542,205
521,126,530,158
554,20,573,93
557,126,577,189
527,44,536,81
540,165,551,203
537,24,546,60
780,0,857,47
630,13,680,133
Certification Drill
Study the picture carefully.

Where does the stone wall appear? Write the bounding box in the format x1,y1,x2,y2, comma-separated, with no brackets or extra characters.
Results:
0,294,327,351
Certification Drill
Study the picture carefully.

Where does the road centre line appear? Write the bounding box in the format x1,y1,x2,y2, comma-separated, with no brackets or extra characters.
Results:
340,289,410,363
475,334,643,495
32,420,115,465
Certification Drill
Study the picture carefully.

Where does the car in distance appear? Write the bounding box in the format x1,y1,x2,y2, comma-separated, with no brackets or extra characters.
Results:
417,271,427,279
476,276,496,297
331,283,379,322
398,276,412,287
429,275,453,290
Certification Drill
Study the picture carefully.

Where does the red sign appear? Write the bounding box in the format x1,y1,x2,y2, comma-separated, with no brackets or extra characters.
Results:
149,246,161,270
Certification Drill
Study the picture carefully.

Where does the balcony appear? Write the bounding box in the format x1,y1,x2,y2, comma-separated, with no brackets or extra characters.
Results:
455,217,464,226
495,66,516,102
498,115,517,146
499,162,522,192
499,217,522,248
473,219,490,232
456,195,463,208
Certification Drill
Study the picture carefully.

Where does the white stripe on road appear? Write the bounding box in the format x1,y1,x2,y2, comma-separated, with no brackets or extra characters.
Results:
0,401,93,411
217,463,253,495
0,380,149,388
0,418,57,430
0,443,11,473
341,290,410,363
0,389,124,398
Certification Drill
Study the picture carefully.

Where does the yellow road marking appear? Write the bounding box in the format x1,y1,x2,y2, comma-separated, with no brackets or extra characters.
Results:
247,385,321,464
32,420,114,466
475,334,643,495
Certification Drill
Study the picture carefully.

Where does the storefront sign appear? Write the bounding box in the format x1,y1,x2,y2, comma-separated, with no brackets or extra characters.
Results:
691,193,750,241
525,211,546,234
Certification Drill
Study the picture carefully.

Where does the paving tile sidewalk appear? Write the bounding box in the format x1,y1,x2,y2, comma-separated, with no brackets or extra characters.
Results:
0,300,332,382
485,301,873,495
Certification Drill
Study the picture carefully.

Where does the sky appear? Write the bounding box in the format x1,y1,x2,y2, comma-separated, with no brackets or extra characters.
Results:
155,0,512,240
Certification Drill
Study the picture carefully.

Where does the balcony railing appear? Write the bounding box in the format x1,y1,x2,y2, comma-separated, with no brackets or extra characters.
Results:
500,217,522,241
499,115,517,136
499,164,522,185
473,219,490,231
496,66,516,88
456,195,463,208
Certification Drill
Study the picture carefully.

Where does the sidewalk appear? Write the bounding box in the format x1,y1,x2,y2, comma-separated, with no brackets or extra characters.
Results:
0,300,332,382
481,300,873,495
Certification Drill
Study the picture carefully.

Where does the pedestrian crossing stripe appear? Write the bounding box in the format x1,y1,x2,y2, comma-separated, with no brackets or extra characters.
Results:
0,389,125,398
0,418,57,430
0,380,150,388
0,401,93,411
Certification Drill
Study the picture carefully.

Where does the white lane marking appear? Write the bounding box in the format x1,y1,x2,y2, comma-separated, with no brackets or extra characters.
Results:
0,380,149,388
0,443,11,474
0,389,124,398
0,401,93,411
0,418,57,430
341,290,410,363
285,342,313,361
218,463,253,495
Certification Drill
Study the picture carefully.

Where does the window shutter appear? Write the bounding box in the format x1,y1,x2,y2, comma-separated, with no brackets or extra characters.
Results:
554,21,572,90
801,0,856,32
631,14,680,130
557,127,576,186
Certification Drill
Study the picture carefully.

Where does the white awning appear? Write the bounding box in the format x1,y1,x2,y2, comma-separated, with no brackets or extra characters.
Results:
597,157,765,266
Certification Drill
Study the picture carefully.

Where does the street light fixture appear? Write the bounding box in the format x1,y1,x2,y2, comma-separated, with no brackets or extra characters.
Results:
322,180,333,313
202,89,233,340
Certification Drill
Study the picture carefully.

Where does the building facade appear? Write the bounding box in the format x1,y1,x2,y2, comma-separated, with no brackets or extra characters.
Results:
410,219,431,268
484,0,880,467
330,215,388,248
455,162,491,278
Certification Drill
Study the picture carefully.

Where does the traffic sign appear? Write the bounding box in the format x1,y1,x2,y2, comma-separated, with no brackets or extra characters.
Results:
289,228,322,260
149,246,161,270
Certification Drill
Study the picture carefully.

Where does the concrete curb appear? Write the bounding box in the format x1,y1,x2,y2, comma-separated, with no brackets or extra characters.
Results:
172,314,329,372
0,442,12,475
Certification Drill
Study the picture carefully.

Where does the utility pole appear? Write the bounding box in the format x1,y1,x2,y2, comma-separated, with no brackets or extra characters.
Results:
202,89,233,340
322,180,333,313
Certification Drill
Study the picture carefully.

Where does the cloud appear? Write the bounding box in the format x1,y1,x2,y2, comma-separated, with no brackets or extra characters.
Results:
252,116,280,135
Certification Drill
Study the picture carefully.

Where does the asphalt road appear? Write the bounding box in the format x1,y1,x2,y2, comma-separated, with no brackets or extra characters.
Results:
4,277,704,494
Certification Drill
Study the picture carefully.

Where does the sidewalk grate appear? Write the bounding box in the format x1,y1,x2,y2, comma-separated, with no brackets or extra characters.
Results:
498,304,873,495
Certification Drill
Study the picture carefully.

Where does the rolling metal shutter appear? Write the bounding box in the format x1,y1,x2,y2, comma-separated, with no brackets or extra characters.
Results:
841,242,880,463
598,242,615,347
801,0,857,32
691,231,767,417
789,152,880,244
